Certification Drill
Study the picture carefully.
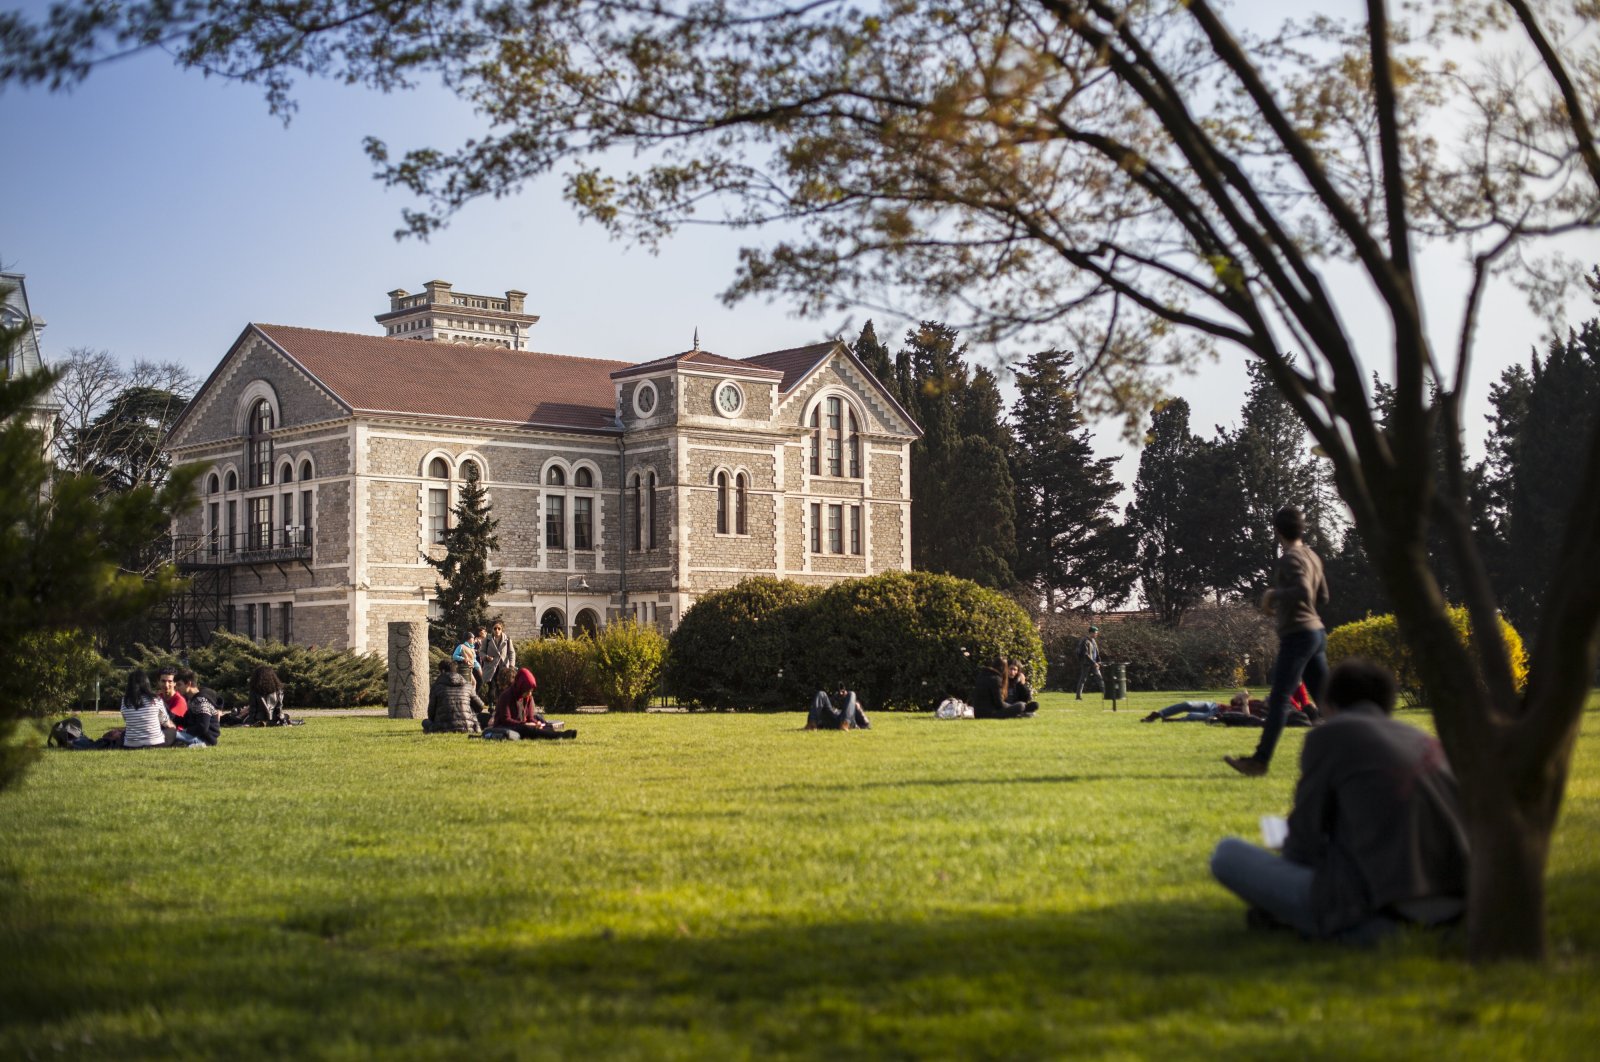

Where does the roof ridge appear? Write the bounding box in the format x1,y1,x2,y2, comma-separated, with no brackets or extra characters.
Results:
253,323,636,370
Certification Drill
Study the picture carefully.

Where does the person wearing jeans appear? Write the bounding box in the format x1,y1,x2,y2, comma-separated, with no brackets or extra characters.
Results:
1210,658,1468,943
1226,506,1329,777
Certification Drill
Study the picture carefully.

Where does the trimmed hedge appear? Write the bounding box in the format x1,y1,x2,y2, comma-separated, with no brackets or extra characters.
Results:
1040,607,1276,692
1327,606,1528,707
668,572,1044,712
120,632,387,709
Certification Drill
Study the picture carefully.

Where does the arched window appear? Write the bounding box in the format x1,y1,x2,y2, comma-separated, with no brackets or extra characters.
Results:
279,461,294,485
647,472,658,549
206,473,219,495
826,396,842,476
735,473,748,535
573,467,593,550
540,609,566,639
427,457,450,543
809,407,821,475
848,410,861,478
574,467,593,488
546,466,565,486
298,459,313,481
716,471,729,534
631,474,642,551
225,470,237,492
247,399,274,488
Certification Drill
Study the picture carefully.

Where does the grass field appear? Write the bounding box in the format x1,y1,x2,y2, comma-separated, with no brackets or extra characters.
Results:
3,691,1598,1060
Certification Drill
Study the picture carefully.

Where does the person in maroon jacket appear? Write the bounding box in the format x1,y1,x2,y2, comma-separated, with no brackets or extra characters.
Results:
491,667,576,740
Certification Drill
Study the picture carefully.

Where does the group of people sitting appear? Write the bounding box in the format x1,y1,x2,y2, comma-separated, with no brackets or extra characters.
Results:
421,658,577,740
88,664,292,749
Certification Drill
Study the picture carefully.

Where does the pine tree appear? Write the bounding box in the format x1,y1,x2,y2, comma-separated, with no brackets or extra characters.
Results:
1009,349,1132,612
427,477,503,647
850,320,897,405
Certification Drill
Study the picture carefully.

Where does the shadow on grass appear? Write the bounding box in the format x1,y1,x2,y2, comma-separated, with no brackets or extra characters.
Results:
0,885,1456,1060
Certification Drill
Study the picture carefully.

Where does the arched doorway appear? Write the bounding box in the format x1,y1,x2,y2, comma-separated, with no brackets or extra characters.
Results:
574,609,601,638
539,608,566,639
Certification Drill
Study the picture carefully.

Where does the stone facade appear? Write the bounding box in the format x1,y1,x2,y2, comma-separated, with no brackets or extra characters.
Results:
163,288,920,659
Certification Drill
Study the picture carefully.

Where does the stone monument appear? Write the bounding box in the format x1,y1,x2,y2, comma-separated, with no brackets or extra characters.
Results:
387,620,430,719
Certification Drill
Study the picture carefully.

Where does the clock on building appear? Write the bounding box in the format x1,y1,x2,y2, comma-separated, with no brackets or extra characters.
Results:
634,381,658,417
715,380,744,416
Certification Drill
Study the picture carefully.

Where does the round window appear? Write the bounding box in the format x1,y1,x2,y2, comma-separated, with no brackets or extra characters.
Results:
714,381,744,417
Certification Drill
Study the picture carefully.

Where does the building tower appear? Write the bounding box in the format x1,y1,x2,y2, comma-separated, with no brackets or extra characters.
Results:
374,280,539,349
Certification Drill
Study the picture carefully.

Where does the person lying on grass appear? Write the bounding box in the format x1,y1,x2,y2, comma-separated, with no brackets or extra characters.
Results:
1142,690,1255,724
1209,657,1468,944
807,683,871,730
489,667,577,740
423,659,483,735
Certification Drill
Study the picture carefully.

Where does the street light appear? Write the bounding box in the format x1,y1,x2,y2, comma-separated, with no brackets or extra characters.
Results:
565,574,590,638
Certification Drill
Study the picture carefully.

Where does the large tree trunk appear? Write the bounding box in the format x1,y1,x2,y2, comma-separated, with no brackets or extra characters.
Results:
1461,775,1553,962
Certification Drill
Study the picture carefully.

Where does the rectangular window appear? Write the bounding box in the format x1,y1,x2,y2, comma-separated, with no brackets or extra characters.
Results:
546,495,565,550
574,496,593,550
810,503,822,553
226,500,237,554
849,432,861,479
428,488,448,544
280,602,294,644
827,437,841,477
850,505,862,555
259,602,272,642
648,478,658,549
300,489,313,550
632,480,642,551
250,496,272,550
208,502,220,557
281,491,293,532
243,604,256,640
828,505,843,554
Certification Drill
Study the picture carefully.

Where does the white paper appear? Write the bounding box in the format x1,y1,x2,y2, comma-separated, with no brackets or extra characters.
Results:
1259,815,1288,850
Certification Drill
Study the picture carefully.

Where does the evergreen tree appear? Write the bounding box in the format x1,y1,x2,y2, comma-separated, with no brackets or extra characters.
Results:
1126,399,1240,624
427,477,503,646
849,320,897,405
1009,349,1132,611
924,436,1017,588
958,364,1010,454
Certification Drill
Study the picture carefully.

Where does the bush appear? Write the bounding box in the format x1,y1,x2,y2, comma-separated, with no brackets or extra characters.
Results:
1327,606,1528,707
590,620,667,712
20,629,115,716
518,637,595,712
798,571,1045,712
1040,606,1276,692
666,578,821,710
119,632,387,709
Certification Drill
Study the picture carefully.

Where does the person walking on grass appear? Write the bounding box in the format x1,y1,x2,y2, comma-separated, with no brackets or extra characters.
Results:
1075,625,1102,700
1226,506,1330,777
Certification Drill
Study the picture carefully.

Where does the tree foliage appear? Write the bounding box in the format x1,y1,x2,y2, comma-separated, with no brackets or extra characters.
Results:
9,0,1600,961
427,477,502,648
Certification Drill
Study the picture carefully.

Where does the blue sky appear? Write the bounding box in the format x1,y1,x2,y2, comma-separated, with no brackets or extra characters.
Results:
2,6,1594,495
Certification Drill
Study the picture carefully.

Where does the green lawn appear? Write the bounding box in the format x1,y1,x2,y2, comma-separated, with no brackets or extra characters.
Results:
3,691,1598,1060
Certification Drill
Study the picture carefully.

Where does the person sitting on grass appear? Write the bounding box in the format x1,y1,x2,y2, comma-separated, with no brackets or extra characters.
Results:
807,682,871,730
246,664,291,726
424,659,483,734
175,668,222,746
1209,657,1468,944
1142,690,1254,724
972,656,1037,719
120,669,176,749
1007,659,1037,706
490,667,577,740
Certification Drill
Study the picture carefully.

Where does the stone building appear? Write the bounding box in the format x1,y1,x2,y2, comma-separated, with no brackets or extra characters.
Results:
164,281,921,653
2,272,62,445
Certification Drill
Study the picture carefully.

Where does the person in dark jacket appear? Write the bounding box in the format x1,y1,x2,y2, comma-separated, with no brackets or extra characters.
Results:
1007,660,1038,711
807,683,870,730
972,656,1036,719
491,667,576,739
246,665,288,726
424,659,484,734
175,669,223,746
1209,658,1468,943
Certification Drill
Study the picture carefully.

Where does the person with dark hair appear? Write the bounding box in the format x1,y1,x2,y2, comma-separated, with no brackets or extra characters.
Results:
155,666,208,746
175,668,223,746
972,656,1036,719
1142,690,1255,724
1209,658,1468,943
120,669,174,749
424,658,483,734
481,620,516,699
1075,625,1102,699
807,682,871,730
1226,506,1330,776
246,664,287,726
490,667,576,739
1007,660,1038,709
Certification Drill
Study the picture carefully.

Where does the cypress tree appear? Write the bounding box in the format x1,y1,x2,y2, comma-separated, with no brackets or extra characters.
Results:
427,476,503,647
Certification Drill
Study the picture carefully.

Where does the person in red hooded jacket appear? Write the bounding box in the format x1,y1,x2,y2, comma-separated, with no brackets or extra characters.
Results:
491,668,577,740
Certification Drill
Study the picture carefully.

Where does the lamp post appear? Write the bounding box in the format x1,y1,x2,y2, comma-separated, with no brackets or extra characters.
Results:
565,574,590,638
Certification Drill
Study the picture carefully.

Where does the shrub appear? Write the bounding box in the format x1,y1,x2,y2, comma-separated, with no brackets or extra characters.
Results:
590,620,667,712
1039,606,1276,692
119,632,387,709
798,571,1046,712
21,629,114,716
518,637,595,712
666,578,821,710
1327,606,1528,707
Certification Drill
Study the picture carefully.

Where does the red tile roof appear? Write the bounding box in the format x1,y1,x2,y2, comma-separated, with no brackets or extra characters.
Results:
611,348,784,380
256,325,629,432
743,341,838,393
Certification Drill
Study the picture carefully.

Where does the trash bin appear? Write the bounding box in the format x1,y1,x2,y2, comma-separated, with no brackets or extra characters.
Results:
1102,661,1127,710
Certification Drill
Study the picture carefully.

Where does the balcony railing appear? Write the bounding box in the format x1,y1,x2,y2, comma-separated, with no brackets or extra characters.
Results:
174,527,312,568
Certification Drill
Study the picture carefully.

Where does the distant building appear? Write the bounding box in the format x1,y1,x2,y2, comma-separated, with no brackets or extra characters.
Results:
163,281,922,653
1,271,62,446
